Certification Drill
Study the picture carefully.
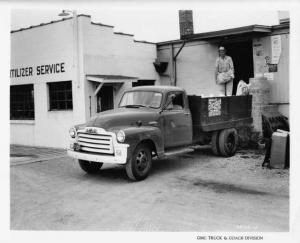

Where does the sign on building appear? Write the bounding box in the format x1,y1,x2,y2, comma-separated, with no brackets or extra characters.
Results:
271,35,282,64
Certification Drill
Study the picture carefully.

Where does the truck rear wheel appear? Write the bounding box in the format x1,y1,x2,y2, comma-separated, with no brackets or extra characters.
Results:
125,143,152,181
211,131,220,155
218,128,238,157
78,160,103,174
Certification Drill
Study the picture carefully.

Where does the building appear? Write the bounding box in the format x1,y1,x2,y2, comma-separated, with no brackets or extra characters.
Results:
10,12,289,148
10,14,158,148
156,17,289,119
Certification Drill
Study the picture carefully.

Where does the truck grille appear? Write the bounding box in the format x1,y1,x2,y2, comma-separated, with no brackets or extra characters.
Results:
77,131,114,154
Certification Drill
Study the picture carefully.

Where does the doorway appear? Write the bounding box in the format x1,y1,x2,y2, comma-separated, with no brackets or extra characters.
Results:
225,40,254,95
97,85,114,112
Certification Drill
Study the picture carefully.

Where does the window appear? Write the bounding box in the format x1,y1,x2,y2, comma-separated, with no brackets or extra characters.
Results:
119,91,162,109
48,81,73,110
10,84,34,120
166,92,184,110
132,80,155,87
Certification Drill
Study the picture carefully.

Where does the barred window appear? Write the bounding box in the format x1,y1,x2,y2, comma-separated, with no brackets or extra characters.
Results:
10,84,34,120
48,81,73,110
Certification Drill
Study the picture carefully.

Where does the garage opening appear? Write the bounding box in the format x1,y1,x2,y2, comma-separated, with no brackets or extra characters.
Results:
225,40,254,95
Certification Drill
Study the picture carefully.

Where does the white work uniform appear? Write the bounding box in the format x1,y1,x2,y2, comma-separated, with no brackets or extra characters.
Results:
215,55,234,96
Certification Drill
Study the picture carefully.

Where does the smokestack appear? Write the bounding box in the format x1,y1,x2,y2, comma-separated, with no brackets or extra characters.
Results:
179,10,194,39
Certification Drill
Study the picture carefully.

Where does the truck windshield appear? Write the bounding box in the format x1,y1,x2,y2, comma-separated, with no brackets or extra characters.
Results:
119,91,162,108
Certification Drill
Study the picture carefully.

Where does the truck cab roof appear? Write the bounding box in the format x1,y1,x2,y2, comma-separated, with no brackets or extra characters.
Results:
130,85,185,94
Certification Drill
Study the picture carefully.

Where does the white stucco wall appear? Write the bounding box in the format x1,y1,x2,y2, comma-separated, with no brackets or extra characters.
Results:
82,20,158,79
252,34,289,105
157,41,220,96
81,16,159,119
176,42,220,96
10,18,83,148
10,15,159,148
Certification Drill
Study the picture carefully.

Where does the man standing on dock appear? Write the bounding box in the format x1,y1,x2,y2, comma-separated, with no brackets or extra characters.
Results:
215,46,234,96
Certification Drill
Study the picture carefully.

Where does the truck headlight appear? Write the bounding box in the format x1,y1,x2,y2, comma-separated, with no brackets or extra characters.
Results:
116,130,125,143
69,127,76,138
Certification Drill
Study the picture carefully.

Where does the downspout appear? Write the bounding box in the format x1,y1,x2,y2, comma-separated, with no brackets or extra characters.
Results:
172,40,186,86
174,52,177,86
171,43,175,86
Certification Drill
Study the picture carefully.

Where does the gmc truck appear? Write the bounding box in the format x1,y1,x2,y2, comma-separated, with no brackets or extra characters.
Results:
67,86,252,181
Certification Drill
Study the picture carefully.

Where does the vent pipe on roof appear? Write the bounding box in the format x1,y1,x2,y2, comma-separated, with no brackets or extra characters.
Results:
179,10,194,39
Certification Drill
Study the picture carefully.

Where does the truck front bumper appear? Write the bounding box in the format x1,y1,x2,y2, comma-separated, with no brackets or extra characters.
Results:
67,147,128,165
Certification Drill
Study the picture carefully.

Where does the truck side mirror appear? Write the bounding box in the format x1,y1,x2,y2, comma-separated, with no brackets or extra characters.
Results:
160,94,176,113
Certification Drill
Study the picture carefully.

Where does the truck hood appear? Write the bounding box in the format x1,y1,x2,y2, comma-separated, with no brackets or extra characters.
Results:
83,108,159,131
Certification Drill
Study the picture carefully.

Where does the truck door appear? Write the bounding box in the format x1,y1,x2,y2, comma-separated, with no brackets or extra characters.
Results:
162,91,193,148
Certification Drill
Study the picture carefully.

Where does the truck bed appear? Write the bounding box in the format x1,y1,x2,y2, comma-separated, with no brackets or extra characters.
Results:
188,95,252,140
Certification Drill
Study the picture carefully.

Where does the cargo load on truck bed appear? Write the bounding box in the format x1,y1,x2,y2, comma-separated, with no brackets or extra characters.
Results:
188,95,252,142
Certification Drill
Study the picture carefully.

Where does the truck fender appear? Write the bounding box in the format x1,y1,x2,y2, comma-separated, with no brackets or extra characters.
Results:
122,126,164,160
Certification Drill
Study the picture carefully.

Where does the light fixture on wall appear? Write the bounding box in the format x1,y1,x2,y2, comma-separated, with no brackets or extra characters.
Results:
153,59,168,75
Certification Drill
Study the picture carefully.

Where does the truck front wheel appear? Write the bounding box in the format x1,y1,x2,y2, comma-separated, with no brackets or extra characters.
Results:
78,160,103,174
218,128,238,157
125,143,152,181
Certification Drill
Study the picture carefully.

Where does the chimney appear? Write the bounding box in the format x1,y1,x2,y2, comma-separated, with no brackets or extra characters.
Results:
179,10,194,39
278,11,290,24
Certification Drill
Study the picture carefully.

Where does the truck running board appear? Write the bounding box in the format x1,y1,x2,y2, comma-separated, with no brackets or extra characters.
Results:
163,147,195,158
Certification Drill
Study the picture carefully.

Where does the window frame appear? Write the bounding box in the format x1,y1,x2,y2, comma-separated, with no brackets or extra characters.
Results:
48,81,73,111
165,91,185,111
10,84,35,120
119,90,163,109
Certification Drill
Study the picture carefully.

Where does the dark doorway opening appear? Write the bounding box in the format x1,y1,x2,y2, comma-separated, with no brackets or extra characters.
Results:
97,85,114,112
225,40,254,95
132,80,155,87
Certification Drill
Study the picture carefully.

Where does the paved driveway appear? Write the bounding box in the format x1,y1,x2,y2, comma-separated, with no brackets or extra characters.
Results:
10,146,289,231
10,145,66,166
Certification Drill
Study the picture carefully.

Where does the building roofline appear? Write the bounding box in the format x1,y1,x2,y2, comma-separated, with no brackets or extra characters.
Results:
157,25,272,45
114,31,134,37
185,24,271,39
157,22,290,46
91,21,114,28
272,20,290,31
10,14,91,34
134,40,156,45
10,14,155,45
157,38,183,46
279,18,290,24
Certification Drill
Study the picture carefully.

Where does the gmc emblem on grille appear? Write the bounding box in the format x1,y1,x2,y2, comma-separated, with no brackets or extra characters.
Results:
85,128,97,134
